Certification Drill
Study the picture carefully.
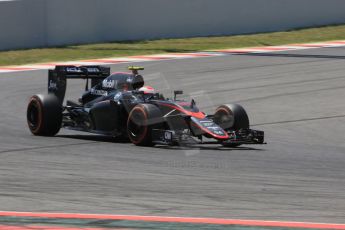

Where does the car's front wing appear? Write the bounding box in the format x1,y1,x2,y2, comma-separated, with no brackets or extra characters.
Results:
152,128,265,146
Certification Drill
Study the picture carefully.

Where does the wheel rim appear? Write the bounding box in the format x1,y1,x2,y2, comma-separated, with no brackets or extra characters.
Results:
27,99,42,132
214,108,234,130
127,108,148,143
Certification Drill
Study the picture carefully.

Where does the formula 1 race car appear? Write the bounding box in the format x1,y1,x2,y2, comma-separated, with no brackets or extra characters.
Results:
26,65,265,147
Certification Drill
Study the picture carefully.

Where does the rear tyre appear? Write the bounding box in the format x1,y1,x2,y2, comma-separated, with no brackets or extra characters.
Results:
27,94,62,136
127,104,163,146
213,104,249,147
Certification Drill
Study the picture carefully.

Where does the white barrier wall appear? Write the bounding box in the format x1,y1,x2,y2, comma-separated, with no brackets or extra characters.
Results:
1,0,345,50
0,0,46,50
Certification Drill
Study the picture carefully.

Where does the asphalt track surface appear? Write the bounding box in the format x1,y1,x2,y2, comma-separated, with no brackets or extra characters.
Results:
0,47,345,223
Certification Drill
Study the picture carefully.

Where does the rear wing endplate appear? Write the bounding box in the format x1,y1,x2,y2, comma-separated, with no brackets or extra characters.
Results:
48,65,110,103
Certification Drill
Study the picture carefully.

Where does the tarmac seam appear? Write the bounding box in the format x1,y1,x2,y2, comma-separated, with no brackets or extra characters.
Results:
0,142,97,154
252,115,345,127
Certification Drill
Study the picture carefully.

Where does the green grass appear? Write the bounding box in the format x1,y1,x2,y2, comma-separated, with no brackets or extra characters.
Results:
1,24,345,66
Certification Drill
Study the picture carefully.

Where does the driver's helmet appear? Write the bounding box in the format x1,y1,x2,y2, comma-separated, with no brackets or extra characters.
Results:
138,86,156,94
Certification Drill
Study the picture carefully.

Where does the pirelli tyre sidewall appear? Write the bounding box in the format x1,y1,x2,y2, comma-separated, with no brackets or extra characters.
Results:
127,104,163,146
214,104,249,147
27,94,62,136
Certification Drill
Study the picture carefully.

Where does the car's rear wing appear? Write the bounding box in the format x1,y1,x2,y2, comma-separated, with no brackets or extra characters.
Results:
48,65,110,103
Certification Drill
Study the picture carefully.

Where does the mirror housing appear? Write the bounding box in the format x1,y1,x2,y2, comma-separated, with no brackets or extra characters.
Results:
174,90,183,100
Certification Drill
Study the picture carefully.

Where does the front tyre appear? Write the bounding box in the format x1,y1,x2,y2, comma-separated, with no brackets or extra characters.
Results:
27,94,62,136
127,104,163,146
213,104,249,147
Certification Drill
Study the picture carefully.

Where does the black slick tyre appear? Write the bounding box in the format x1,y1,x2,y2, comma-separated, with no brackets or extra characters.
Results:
213,104,249,147
127,104,163,146
27,94,62,136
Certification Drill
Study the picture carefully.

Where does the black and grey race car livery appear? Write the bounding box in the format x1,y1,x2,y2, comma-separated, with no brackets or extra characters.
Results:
27,65,265,147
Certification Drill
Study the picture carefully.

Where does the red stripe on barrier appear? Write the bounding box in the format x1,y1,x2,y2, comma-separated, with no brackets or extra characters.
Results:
78,60,127,63
291,44,328,47
1,41,345,74
0,211,345,229
217,50,250,53
0,67,36,71
168,53,214,57
129,56,171,60
251,47,291,51
29,63,56,66
0,225,113,230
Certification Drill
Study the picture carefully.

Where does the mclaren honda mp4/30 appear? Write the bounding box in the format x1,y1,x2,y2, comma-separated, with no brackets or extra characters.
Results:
26,65,265,147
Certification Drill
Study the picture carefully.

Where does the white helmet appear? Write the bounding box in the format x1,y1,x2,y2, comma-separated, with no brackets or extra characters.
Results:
138,86,156,94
